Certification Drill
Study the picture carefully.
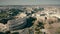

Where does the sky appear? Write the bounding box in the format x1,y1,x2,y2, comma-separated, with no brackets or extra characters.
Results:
0,0,60,5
